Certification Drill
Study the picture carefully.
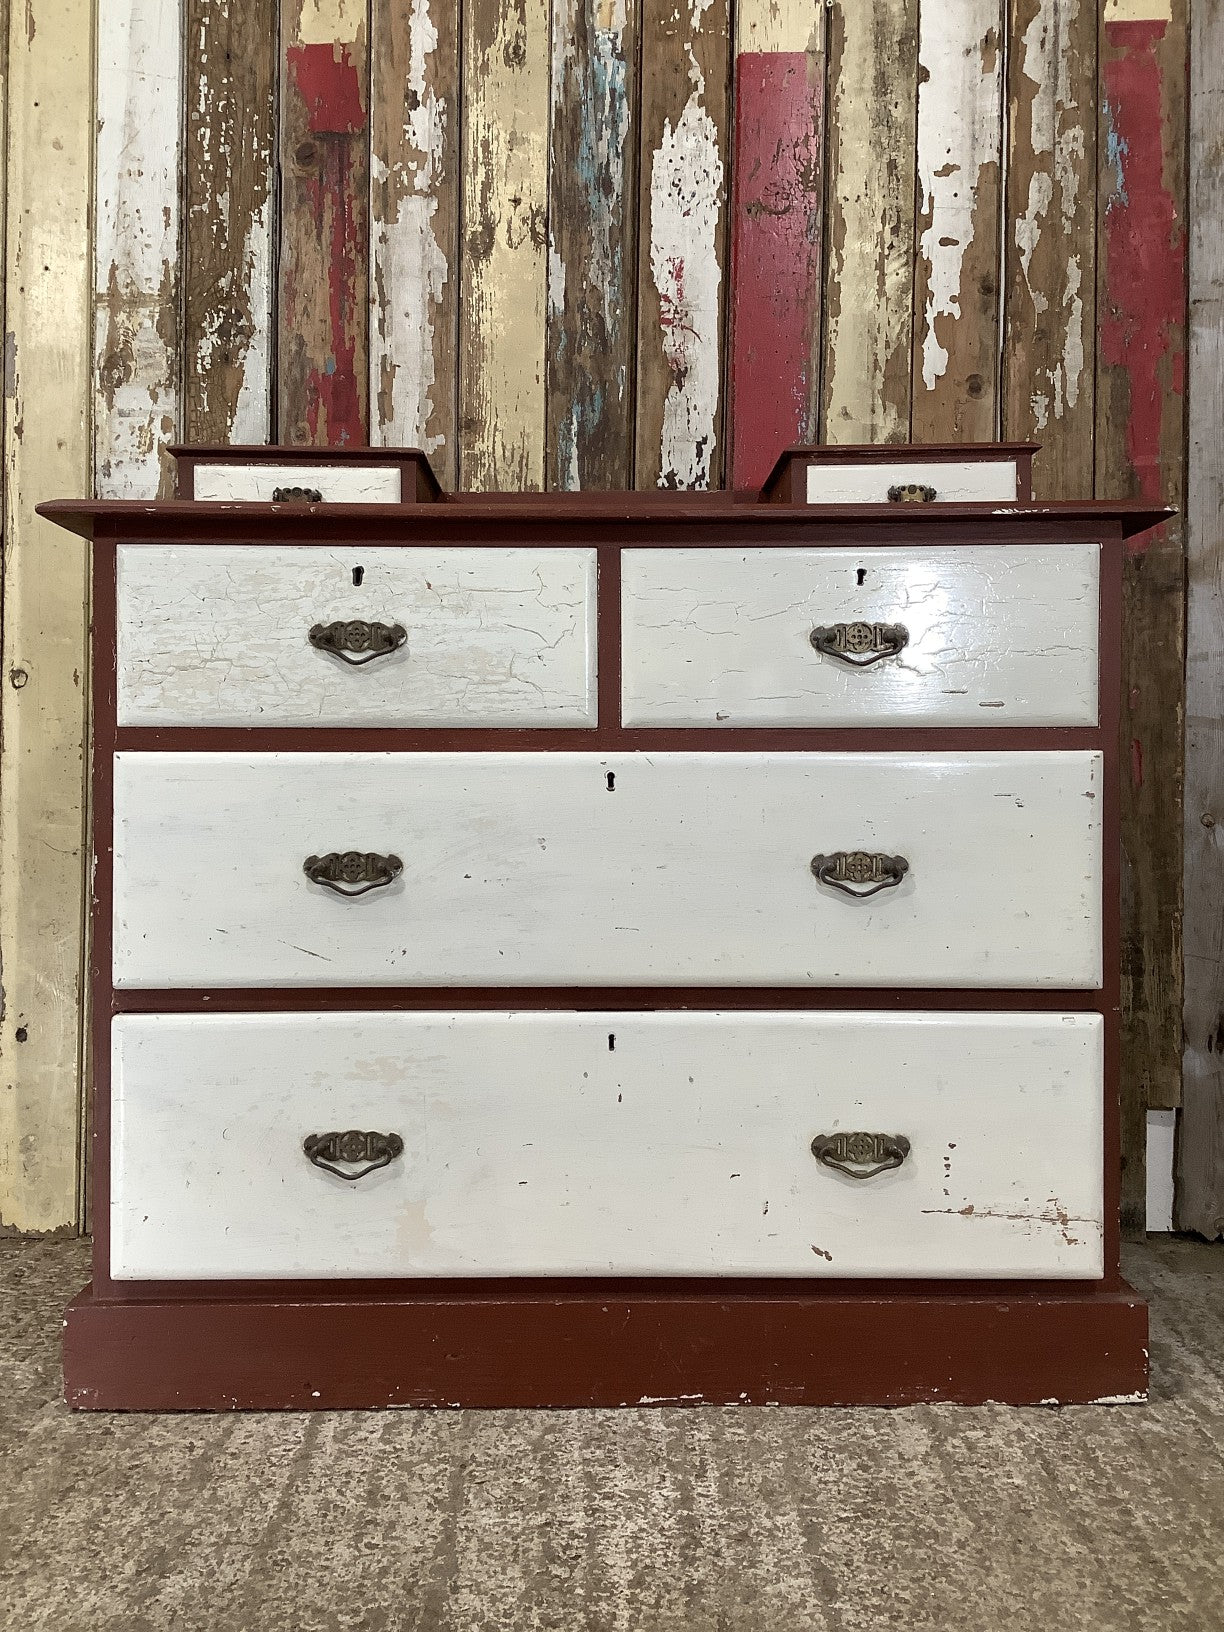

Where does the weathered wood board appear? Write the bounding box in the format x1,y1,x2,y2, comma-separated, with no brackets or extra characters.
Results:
184,0,277,444
278,0,370,446
821,0,918,445
547,0,639,491
1,0,94,1231
94,0,182,497
1002,0,1096,498
370,0,461,486
727,0,825,490
1179,0,1224,1239
912,0,1005,443
635,0,730,489
1097,0,1188,1235
459,0,550,491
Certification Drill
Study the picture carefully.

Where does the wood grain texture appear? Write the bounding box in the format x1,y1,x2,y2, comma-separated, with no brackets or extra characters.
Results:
727,1,825,490
1096,0,1188,1232
635,0,730,489
1003,0,1097,498
184,0,277,443
278,0,370,446
370,0,460,485
459,0,550,491
94,0,182,497
547,0,639,490
912,0,1005,443
1179,0,1224,1238
821,0,918,444
0,0,93,1232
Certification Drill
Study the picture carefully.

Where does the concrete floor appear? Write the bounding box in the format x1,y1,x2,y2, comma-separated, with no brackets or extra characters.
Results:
1,1239,1222,1632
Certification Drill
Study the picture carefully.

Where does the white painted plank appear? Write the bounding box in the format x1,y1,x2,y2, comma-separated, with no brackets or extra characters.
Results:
112,751,1104,989
191,463,403,501
1146,1108,1176,1232
115,545,598,727
805,459,1018,503
622,545,1099,727
111,1009,1105,1279
94,0,182,498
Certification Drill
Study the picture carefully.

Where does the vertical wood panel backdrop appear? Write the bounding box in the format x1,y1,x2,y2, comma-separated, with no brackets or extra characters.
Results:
1,0,1211,1235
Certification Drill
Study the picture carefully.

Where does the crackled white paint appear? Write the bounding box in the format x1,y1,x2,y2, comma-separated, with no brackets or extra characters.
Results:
111,750,1103,989
115,545,597,726
94,0,182,497
371,0,451,457
110,1009,1104,1280
191,461,402,500
805,458,1018,503
622,544,1100,727
649,3,724,489
1013,0,1087,431
915,1,1002,392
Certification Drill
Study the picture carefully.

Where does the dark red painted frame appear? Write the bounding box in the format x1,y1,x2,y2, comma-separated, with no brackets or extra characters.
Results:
38,484,1162,1409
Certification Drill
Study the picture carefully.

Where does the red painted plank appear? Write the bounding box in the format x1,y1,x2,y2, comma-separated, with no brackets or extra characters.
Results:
1100,17,1186,532
728,51,824,491
279,39,369,446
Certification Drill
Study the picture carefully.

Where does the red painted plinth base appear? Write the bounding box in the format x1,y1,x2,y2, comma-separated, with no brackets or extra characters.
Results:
63,1283,1149,1410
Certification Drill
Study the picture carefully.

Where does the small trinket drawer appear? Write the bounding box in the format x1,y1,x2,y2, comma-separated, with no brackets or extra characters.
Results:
38,443,1163,1410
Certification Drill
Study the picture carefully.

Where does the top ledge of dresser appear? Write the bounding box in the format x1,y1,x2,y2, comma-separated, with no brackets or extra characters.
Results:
36,495,1172,543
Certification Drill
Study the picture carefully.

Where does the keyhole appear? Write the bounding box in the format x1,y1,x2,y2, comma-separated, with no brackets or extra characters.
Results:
856,567,867,586
606,771,615,791
608,1033,616,1052
352,565,364,586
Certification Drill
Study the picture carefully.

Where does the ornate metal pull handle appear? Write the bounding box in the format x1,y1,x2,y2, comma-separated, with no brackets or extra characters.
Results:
304,851,403,897
810,621,909,667
304,1129,404,1181
273,485,323,503
887,482,936,503
811,851,909,898
811,1132,911,1180
309,620,408,666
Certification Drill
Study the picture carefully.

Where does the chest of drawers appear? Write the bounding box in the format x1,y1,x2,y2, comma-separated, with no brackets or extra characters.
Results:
40,444,1165,1410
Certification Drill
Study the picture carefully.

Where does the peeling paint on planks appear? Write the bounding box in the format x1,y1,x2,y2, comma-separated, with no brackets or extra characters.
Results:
547,0,636,490
279,0,370,446
728,47,824,490
913,1,1004,440
94,0,182,497
459,0,550,492
371,0,459,482
1005,0,1094,498
1099,14,1186,518
643,0,728,490
184,0,275,443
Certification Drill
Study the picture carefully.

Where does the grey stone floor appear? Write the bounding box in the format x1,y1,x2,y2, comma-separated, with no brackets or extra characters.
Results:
1,1237,1222,1632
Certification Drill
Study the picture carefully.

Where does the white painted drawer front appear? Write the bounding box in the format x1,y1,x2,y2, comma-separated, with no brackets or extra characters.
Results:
115,545,597,727
110,1010,1104,1280
622,545,1099,727
112,751,1102,989
192,462,402,501
805,458,1018,503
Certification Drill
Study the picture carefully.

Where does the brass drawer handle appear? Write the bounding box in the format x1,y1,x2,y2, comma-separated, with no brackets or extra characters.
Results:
887,482,936,503
810,621,908,667
304,850,403,897
273,485,323,503
811,851,908,898
304,1129,404,1181
811,1132,911,1180
309,620,408,666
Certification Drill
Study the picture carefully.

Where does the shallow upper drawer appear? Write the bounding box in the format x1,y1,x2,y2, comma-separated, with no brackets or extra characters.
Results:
191,461,403,502
110,1009,1103,1281
622,545,1099,728
112,750,1102,989
115,545,597,728
805,458,1019,504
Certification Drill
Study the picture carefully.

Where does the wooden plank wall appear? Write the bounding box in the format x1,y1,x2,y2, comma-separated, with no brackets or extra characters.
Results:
1,0,1206,1231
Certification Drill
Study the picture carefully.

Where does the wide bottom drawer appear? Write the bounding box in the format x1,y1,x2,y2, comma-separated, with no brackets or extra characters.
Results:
111,1011,1104,1281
